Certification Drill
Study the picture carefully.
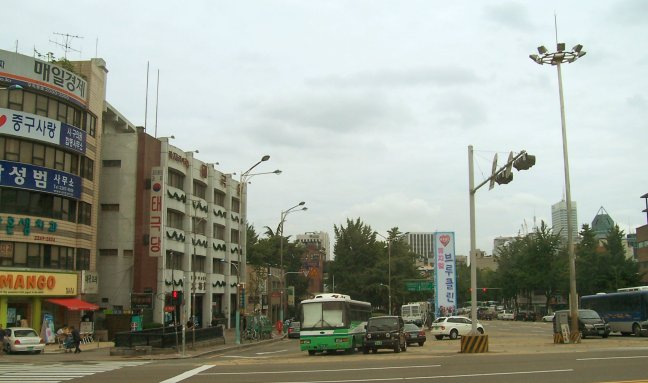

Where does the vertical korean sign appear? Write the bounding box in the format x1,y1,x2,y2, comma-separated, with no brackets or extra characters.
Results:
149,167,164,257
434,232,456,317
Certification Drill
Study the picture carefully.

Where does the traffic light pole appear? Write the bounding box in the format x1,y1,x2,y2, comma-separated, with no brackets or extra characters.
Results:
468,146,534,336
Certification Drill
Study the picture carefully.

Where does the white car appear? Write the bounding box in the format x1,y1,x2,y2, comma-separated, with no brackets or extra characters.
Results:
431,316,484,340
499,310,514,320
542,313,555,322
2,327,46,354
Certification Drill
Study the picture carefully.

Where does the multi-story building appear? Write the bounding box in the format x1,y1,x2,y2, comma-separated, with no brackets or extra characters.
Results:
551,198,578,243
406,232,435,266
0,49,105,334
97,116,246,329
295,231,329,295
637,193,648,284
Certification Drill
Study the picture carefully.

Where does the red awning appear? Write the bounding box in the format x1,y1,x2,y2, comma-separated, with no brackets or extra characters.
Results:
46,298,99,311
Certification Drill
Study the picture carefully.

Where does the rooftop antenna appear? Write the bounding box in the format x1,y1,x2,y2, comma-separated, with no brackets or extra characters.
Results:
50,32,83,59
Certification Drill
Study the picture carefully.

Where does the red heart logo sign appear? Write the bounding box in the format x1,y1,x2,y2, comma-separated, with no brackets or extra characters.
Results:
439,234,451,247
0,114,6,127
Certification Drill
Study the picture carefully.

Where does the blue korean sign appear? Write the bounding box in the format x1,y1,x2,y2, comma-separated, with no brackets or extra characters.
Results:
0,160,82,199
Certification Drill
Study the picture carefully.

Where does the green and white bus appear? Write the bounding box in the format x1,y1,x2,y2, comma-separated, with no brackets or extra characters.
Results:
299,293,372,355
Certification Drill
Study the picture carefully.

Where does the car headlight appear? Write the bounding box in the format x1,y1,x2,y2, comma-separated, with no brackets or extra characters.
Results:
585,324,594,329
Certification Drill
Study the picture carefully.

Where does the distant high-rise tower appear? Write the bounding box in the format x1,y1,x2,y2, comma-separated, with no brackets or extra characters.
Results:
552,199,578,242
406,232,435,266
591,206,615,241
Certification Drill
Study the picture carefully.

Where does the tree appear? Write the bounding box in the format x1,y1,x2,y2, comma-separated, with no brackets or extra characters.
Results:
576,224,602,296
330,218,384,305
601,225,641,291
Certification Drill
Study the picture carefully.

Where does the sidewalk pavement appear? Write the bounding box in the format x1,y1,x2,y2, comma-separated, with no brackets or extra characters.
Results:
41,328,285,361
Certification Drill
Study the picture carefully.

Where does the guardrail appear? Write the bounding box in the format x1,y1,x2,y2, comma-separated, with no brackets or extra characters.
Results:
114,325,224,348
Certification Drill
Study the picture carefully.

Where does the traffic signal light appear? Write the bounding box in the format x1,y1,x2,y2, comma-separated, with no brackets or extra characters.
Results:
514,153,536,171
171,290,183,305
495,171,513,185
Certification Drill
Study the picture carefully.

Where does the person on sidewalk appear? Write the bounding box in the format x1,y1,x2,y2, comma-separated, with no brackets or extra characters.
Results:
70,326,82,354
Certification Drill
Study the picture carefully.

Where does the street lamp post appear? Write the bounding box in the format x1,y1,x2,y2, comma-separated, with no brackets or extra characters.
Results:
375,232,408,316
278,202,307,324
530,42,586,341
236,155,280,344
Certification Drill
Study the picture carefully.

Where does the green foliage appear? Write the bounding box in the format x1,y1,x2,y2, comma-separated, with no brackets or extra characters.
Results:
330,219,421,312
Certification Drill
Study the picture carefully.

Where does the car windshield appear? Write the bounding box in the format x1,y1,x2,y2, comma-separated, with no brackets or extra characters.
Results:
579,310,601,319
404,324,420,331
15,329,38,337
367,317,398,331
433,317,447,323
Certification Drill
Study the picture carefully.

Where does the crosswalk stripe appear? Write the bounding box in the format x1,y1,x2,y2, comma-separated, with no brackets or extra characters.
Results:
0,361,150,382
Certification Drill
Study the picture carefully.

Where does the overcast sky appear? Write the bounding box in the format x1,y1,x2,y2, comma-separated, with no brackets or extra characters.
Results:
5,0,647,257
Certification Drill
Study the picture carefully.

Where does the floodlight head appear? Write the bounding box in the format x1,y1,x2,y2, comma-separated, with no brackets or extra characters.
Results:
537,45,548,55
529,54,539,62
557,43,566,52
578,51,587,58
573,44,583,53
261,155,270,161
298,201,306,206
273,169,282,175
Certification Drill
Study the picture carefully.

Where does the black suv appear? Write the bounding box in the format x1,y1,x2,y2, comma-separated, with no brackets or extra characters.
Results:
554,309,611,338
363,315,407,354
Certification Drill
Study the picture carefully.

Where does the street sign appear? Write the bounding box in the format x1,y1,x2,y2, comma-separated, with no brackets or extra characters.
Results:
404,280,434,292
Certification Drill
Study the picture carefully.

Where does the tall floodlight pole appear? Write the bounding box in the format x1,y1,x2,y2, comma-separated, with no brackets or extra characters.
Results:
530,42,586,341
237,156,280,344
279,202,307,323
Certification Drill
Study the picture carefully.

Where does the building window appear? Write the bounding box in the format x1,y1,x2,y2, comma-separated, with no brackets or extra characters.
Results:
214,224,225,240
231,198,240,213
76,248,90,270
99,249,118,256
193,180,206,199
214,190,225,207
192,255,206,273
167,209,184,230
231,229,239,244
192,217,206,236
78,202,92,225
80,157,94,181
168,169,185,189
101,204,120,211
102,160,121,167
123,250,133,257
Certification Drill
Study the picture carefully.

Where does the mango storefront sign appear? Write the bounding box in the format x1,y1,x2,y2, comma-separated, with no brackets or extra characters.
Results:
0,270,77,296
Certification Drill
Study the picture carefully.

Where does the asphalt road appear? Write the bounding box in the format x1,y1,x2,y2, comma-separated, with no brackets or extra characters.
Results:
2,320,647,383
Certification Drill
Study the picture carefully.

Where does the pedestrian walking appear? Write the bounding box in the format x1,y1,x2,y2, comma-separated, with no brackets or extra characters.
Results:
70,326,82,354
0,324,5,354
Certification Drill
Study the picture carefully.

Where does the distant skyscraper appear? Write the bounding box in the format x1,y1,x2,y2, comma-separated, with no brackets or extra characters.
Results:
552,199,578,242
406,232,435,266
591,206,615,241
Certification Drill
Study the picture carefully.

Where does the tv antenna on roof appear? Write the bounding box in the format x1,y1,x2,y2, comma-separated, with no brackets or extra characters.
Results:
50,32,83,59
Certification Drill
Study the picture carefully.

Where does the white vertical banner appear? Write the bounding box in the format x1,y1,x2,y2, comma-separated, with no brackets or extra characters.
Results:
434,232,457,317
149,167,165,257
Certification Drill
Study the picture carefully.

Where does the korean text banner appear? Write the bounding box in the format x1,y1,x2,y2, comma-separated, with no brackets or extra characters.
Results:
0,108,86,155
0,49,88,108
434,232,457,317
0,160,82,199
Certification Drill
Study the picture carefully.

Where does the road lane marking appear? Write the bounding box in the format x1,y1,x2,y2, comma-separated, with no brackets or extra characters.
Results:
159,365,214,383
257,349,290,355
577,356,648,361
256,369,573,383
201,365,441,375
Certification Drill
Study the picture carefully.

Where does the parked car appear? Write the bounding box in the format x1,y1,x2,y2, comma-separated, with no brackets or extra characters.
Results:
363,315,407,353
431,316,484,340
554,309,611,339
2,327,45,354
515,310,537,322
404,323,426,346
287,321,301,339
542,313,555,322
498,310,514,320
